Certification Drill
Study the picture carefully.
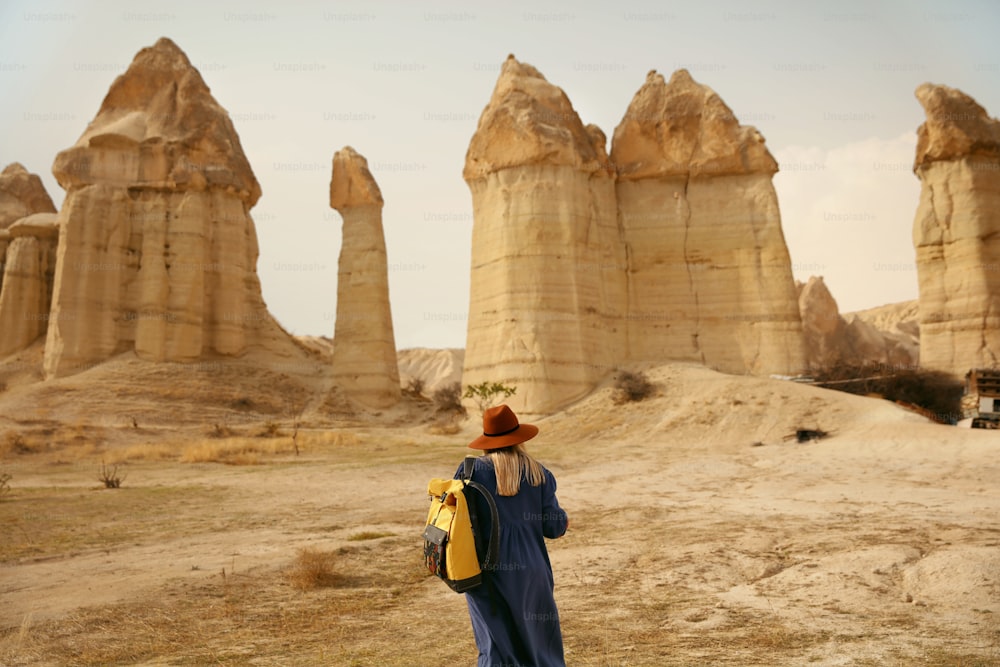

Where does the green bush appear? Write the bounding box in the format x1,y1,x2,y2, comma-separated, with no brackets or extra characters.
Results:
433,382,465,416
463,381,517,415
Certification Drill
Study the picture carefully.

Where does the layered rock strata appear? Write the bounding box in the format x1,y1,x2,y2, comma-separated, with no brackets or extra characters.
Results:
328,146,400,408
611,69,805,376
0,164,59,358
463,55,627,414
0,214,59,358
43,37,281,377
912,83,1000,375
463,60,806,412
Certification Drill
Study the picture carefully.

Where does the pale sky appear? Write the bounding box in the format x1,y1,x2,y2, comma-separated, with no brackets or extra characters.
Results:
2,0,998,349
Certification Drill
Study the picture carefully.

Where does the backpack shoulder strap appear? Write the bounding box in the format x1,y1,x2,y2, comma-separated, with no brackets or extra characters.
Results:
462,455,476,482
461,458,500,572
465,480,499,570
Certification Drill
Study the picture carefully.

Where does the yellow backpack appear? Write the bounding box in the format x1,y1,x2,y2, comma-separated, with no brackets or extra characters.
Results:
422,457,499,592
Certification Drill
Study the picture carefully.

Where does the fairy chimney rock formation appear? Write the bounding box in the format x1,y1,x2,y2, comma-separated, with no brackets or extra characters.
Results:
912,83,1000,374
463,55,626,414
611,69,805,377
43,37,281,377
0,164,59,358
329,146,400,408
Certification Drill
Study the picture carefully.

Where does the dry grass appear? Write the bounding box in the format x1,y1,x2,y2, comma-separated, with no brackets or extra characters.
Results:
179,437,298,465
347,531,395,541
0,484,231,565
287,547,340,591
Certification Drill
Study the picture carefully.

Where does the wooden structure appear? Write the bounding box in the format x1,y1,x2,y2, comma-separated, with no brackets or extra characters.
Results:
962,369,1000,428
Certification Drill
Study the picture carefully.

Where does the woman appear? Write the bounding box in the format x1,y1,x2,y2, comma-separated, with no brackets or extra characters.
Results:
457,404,569,667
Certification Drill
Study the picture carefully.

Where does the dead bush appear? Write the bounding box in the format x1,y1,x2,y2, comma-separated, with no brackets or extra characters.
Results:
97,461,126,489
287,546,340,591
613,370,655,404
403,377,425,399
0,470,11,500
813,363,964,423
256,420,281,438
432,382,466,416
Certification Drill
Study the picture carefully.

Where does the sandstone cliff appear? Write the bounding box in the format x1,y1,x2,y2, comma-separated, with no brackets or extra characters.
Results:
328,146,400,408
0,164,59,359
611,69,805,377
798,276,918,372
463,55,626,414
912,83,1000,375
43,37,284,377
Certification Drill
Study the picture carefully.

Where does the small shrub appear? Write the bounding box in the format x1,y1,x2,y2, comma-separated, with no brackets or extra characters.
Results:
257,420,281,438
812,363,964,423
208,422,236,439
97,461,126,489
403,377,425,399
287,546,339,591
0,470,11,500
613,370,655,404
433,382,466,416
463,381,517,415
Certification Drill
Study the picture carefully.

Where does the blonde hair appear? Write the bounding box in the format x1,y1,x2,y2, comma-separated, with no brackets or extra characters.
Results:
486,444,544,496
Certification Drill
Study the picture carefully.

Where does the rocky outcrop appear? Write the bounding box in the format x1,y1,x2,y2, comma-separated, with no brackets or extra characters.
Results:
0,163,56,229
0,164,59,358
0,214,59,358
329,146,400,408
798,276,918,372
463,55,626,414
463,60,806,413
912,83,1000,375
612,69,805,377
43,37,282,377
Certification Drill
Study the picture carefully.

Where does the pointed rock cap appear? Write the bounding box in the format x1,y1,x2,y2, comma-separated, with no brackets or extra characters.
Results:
611,69,777,180
53,37,261,205
0,162,57,229
464,54,606,181
914,82,1000,169
329,146,383,210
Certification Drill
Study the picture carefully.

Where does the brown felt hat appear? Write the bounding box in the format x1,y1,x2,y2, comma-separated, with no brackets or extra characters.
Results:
468,404,539,450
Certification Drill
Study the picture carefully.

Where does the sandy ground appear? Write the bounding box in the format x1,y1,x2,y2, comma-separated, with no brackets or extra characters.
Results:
0,360,998,665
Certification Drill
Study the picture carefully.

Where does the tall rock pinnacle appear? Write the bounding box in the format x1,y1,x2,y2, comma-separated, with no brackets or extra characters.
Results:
44,37,280,377
462,55,625,414
912,83,1000,374
329,146,400,408
611,68,804,377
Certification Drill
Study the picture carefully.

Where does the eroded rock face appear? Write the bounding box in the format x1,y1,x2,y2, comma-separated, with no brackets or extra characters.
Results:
43,38,280,377
912,83,1000,375
0,164,59,358
328,146,400,408
463,55,626,414
0,163,56,229
0,214,59,358
798,276,917,372
463,60,806,413
611,69,805,377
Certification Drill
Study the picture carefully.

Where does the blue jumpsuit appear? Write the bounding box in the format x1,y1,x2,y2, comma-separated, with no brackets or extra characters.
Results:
456,457,569,667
